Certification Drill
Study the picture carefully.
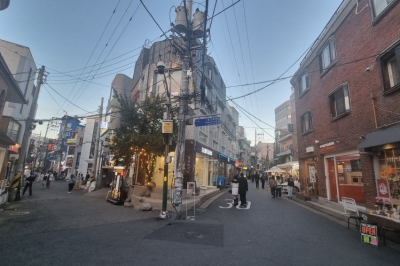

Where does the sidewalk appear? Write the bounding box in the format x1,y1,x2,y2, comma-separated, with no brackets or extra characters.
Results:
286,191,400,250
85,185,227,212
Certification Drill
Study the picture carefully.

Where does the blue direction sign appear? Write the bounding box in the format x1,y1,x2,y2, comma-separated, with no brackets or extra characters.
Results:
194,116,221,127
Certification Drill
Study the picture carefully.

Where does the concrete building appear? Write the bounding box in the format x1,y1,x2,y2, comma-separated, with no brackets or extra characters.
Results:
236,126,251,174
0,52,26,204
290,0,400,214
274,99,292,164
256,141,274,171
274,88,298,175
106,37,239,188
0,40,37,176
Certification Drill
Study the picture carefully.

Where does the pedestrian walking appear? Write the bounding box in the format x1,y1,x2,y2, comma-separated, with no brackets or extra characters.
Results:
22,171,36,196
85,172,90,185
276,176,282,198
231,171,240,206
254,171,260,189
268,176,277,198
250,172,255,183
238,173,248,208
41,171,49,188
46,171,53,188
287,175,294,199
68,174,76,194
260,172,266,189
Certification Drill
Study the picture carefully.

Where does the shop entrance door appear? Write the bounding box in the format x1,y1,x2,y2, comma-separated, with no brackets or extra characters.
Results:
327,159,338,201
208,160,218,186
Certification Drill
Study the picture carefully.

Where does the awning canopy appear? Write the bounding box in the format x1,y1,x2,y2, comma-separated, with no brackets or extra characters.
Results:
357,125,400,149
276,161,299,169
265,166,286,173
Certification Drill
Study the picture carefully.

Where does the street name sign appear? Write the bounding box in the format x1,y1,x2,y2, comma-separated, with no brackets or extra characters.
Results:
194,116,221,127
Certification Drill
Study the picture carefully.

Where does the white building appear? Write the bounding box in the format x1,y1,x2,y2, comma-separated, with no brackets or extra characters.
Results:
0,39,38,173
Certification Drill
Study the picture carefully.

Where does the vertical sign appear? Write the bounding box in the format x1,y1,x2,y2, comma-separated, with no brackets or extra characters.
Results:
309,165,316,183
360,223,378,247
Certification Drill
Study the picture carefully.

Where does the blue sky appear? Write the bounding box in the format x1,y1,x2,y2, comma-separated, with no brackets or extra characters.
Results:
0,0,343,143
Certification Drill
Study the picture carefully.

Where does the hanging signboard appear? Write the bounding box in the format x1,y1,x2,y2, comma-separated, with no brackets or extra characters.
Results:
377,179,390,198
360,222,379,247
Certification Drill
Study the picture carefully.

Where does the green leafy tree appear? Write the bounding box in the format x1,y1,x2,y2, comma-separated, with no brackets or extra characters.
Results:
109,92,177,185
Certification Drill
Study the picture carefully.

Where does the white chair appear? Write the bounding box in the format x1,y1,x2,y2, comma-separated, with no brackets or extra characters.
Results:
342,197,363,230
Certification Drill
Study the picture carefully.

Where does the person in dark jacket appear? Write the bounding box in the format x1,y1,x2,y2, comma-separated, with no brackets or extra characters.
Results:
22,171,37,196
254,171,260,189
260,173,266,189
231,172,240,206
238,173,248,207
68,175,76,194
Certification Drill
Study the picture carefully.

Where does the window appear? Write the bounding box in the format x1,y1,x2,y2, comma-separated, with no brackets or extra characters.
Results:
371,0,395,18
6,119,21,142
275,106,290,116
301,111,313,133
213,140,218,150
319,38,337,73
199,132,208,144
329,84,351,119
276,114,291,124
381,45,400,93
298,71,309,94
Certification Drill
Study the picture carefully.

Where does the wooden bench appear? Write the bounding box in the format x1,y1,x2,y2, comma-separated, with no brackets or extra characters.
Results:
342,197,363,230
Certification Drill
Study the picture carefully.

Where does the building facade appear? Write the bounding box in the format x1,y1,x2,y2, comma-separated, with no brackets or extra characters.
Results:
290,0,400,211
0,40,37,177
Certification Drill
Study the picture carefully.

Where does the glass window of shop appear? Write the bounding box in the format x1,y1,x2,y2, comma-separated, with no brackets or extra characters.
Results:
195,154,207,187
209,160,218,186
195,154,219,187
377,148,400,206
326,153,365,204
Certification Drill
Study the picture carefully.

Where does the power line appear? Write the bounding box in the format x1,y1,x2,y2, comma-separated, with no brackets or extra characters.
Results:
64,1,139,113
63,0,122,111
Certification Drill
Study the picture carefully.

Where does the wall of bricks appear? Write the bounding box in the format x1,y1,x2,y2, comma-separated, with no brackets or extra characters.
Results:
291,0,400,203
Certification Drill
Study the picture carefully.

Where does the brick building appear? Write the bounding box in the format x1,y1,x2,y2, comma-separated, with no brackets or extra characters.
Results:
290,0,400,211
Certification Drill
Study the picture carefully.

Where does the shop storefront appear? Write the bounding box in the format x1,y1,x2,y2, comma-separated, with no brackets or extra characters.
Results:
193,141,218,187
324,150,365,204
357,125,400,211
188,141,236,187
356,127,400,240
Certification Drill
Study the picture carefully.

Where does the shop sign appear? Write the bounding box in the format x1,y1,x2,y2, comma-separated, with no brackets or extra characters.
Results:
319,142,335,152
187,182,195,195
377,179,391,198
309,165,316,183
242,166,248,170
228,157,236,163
387,156,400,162
306,146,314,153
360,222,378,247
9,143,20,153
202,147,212,156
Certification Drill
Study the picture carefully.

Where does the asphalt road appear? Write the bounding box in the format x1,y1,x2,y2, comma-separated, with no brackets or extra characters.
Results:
0,180,399,266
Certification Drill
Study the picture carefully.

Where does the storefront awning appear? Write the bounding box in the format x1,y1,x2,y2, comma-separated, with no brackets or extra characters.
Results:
357,125,400,149
276,161,299,169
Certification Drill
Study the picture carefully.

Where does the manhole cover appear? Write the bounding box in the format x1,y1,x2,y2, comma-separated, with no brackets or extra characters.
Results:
181,231,205,239
9,212,30,216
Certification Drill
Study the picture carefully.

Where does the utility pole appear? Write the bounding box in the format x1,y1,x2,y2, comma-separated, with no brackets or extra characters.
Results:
14,65,45,201
160,65,172,218
173,0,193,216
93,97,103,188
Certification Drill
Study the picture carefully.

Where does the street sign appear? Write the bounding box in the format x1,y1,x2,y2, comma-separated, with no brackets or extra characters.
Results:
194,116,220,127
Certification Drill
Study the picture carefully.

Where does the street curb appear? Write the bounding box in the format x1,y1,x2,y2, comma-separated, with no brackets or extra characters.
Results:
196,189,227,209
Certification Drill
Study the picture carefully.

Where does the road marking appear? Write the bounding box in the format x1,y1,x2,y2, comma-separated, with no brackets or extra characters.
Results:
219,199,251,209
219,199,234,208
